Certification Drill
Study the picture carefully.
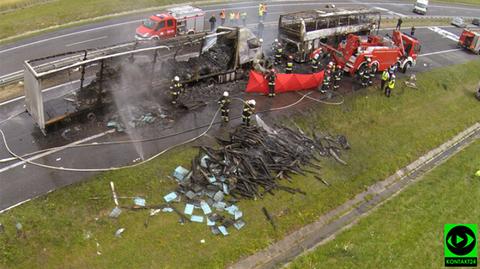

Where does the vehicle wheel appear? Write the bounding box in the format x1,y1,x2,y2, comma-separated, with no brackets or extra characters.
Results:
86,112,96,122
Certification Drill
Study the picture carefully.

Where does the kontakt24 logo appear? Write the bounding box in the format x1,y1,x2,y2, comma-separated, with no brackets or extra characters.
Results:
445,224,478,267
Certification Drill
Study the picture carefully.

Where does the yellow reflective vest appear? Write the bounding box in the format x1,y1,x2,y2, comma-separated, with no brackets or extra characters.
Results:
382,70,389,81
388,79,395,89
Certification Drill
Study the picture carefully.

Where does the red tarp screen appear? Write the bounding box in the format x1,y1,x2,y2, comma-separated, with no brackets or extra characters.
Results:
245,70,325,94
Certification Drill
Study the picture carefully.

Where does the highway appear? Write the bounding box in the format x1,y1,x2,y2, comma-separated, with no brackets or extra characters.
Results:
0,0,479,212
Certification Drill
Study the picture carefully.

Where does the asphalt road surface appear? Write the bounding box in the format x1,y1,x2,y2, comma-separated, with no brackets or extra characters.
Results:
0,0,479,212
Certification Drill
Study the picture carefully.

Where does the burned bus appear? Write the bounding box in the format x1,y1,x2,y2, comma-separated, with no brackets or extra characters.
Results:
278,8,381,62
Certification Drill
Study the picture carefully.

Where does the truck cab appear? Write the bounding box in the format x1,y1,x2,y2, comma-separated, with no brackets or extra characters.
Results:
136,14,177,40
413,0,428,15
135,5,205,41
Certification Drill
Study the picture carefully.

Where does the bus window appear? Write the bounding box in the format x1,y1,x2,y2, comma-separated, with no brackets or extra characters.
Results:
348,15,359,25
316,18,328,29
339,16,349,26
327,17,338,28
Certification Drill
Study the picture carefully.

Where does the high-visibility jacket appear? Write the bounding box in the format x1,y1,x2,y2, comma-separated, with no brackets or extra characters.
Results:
229,12,235,20
388,79,395,89
258,5,264,16
382,70,389,81
218,96,230,109
286,62,293,68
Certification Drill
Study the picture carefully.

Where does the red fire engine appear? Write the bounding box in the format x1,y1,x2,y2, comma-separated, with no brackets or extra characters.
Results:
135,5,205,40
312,30,421,75
458,28,480,54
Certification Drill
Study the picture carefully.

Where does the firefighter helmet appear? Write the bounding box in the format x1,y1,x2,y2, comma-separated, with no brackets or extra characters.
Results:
174,76,180,82
391,74,396,79
223,91,229,97
366,57,372,62
328,61,334,67
259,38,263,43
288,55,293,59
248,99,256,106
274,38,278,43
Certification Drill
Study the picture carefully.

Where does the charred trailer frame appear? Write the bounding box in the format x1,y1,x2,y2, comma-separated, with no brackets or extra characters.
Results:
173,26,263,86
278,8,381,62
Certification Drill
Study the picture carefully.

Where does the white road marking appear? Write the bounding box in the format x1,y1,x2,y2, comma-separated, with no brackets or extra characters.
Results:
0,129,115,174
427,26,460,42
1,1,478,55
373,6,406,17
418,48,462,57
66,36,108,47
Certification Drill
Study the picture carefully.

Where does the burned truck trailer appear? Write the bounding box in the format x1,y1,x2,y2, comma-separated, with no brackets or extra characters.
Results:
278,8,381,62
165,26,262,85
23,27,260,134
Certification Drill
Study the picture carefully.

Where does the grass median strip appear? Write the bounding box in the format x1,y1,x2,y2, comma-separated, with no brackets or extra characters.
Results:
288,139,480,269
0,60,479,268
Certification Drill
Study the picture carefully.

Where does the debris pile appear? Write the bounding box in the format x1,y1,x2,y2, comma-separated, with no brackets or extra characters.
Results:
106,104,170,132
164,43,233,81
161,124,350,236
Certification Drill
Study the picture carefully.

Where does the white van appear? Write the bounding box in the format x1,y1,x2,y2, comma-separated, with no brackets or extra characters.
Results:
413,0,428,15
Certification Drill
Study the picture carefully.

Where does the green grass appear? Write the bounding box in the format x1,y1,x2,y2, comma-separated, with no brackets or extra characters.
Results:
0,60,479,268
289,140,480,269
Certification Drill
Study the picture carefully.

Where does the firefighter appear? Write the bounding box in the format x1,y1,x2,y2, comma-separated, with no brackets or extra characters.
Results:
381,69,390,91
170,76,182,104
360,58,371,87
209,15,217,32
242,100,256,126
411,25,416,36
285,55,294,74
274,40,283,65
218,91,231,123
320,68,332,93
311,52,320,73
333,64,343,90
385,74,396,97
219,9,226,26
266,69,276,97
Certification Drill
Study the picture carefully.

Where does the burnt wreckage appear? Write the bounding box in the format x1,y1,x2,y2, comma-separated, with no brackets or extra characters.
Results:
23,27,261,134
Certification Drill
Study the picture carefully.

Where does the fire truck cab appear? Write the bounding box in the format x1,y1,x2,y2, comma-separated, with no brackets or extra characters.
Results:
458,28,480,54
319,30,421,76
135,5,205,40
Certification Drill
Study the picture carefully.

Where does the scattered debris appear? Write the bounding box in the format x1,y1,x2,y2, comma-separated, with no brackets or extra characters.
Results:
262,207,277,231
110,181,119,206
164,192,179,203
115,228,125,238
109,207,122,218
156,123,349,236
133,197,146,207
200,239,206,244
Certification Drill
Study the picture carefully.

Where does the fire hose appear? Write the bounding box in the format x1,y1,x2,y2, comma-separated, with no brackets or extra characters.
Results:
0,90,344,172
